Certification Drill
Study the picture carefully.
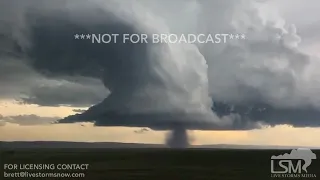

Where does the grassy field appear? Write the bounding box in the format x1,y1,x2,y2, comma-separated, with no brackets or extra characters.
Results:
1,149,319,180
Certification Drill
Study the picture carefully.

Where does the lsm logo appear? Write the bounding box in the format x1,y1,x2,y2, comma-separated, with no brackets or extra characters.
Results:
271,148,317,178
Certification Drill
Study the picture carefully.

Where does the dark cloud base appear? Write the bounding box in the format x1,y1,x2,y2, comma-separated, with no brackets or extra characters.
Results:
59,102,320,130
59,111,253,130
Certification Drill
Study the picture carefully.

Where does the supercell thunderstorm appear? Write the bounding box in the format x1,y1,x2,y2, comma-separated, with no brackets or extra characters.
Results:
1,0,320,147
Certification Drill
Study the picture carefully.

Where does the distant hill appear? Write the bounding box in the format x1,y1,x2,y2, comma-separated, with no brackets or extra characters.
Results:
0,141,164,149
1,141,319,149
195,144,320,149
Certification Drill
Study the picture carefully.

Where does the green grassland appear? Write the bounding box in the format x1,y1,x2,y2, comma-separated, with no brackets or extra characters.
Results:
1,149,319,180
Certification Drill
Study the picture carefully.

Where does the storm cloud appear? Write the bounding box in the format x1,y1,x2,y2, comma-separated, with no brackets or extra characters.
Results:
1,0,320,137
